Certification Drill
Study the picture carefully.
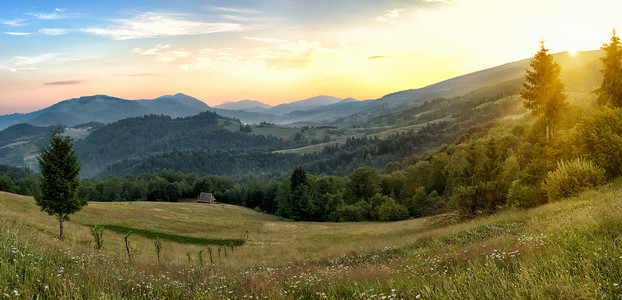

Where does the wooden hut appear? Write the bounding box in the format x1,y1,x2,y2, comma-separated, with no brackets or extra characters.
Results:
197,192,216,204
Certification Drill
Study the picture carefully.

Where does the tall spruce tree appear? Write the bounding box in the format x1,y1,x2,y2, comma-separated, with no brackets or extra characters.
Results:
35,127,86,240
521,41,567,141
595,29,622,107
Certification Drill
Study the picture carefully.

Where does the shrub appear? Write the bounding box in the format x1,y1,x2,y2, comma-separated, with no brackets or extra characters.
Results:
506,180,537,209
330,205,366,222
375,199,409,221
90,225,104,251
544,158,606,200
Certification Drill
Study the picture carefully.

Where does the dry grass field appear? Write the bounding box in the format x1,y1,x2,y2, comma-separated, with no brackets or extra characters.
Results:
2,179,622,298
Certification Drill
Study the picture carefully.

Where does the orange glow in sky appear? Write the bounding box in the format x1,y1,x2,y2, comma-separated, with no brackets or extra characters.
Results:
0,0,620,113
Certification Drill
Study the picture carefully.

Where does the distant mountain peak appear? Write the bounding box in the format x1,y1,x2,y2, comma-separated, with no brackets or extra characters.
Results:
0,93,210,130
215,100,272,111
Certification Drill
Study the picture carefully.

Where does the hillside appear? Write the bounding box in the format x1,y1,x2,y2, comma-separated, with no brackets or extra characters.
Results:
0,123,104,171
0,93,209,130
214,100,273,111
76,111,306,177
2,177,622,298
213,50,603,126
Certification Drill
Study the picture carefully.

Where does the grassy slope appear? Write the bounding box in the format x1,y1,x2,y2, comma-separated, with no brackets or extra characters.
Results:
2,181,622,299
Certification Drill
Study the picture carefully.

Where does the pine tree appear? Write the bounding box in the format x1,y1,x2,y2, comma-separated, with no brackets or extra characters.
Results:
35,127,86,240
595,29,622,107
521,41,567,141
290,166,308,190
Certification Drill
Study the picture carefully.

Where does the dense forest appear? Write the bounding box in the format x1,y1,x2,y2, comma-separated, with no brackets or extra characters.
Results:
97,92,522,179
76,111,309,177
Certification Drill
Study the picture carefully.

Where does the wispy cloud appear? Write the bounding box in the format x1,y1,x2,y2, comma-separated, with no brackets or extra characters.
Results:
180,47,237,71
180,57,213,71
244,37,287,44
368,56,388,60
0,65,17,73
5,32,32,36
245,37,349,71
0,53,81,73
208,6,261,14
44,80,83,86
83,12,242,40
10,53,65,66
39,28,68,36
376,9,404,24
130,44,190,62
0,19,26,27
26,8,79,20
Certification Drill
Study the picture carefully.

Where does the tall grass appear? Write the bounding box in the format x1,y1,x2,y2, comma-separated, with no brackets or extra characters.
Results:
90,224,245,246
2,182,622,298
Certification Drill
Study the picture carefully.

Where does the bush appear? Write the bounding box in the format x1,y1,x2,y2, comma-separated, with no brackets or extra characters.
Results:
375,198,409,221
544,158,606,200
506,180,537,209
330,204,367,222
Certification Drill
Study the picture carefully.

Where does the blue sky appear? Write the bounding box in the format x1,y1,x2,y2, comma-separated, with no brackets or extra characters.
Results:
0,0,620,114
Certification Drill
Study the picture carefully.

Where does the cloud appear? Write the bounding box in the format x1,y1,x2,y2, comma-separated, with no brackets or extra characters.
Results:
83,12,242,40
244,37,288,44
5,32,32,36
10,53,65,66
44,80,83,86
220,15,265,23
245,38,321,69
39,28,68,36
0,53,84,73
376,9,404,24
0,65,17,73
26,8,78,20
130,44,190,62
180,57,213,71
0,19,26,27
368,56,388,60
208,6,261,14
244,37,352,71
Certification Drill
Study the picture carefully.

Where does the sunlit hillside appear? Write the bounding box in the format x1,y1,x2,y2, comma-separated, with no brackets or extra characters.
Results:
3,177,622,298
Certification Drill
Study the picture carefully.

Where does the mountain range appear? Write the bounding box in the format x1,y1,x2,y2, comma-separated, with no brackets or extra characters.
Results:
0,49,607,177
0,93,209,131
0,49,604,131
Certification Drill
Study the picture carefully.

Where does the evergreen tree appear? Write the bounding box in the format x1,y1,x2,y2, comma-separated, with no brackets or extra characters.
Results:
521,41,567,141
595,29,622,107
290,166,308,190
35,128,86,240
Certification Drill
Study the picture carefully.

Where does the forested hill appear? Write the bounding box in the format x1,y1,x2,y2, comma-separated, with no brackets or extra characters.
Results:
95,91,524,179
76,111,307,177
0,93,209,130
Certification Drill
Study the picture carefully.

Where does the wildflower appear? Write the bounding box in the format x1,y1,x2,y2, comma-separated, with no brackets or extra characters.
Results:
12,290,19,296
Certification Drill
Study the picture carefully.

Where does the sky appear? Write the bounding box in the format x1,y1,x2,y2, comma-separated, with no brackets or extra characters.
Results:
0,0,620,114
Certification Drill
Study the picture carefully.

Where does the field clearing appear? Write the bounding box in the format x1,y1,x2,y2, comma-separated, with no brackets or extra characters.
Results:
0,193,432,267
3,180,622,298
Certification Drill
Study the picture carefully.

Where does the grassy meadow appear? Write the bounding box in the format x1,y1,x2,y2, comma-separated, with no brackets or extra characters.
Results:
2,179,622,299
